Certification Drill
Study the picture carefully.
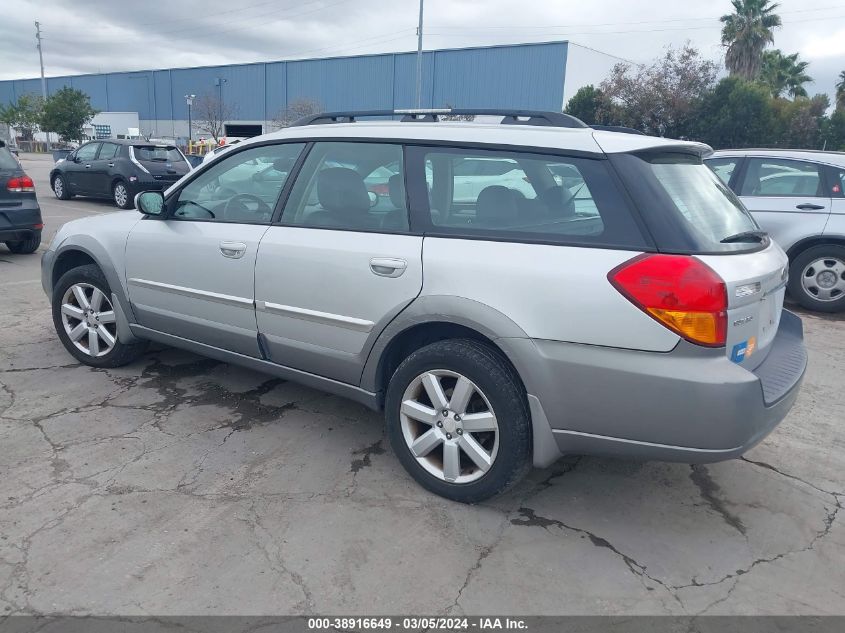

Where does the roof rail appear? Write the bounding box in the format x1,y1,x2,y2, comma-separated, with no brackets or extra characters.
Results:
290,109,588,129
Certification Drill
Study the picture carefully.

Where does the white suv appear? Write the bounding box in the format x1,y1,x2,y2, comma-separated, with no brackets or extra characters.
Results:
707,149,845,312
41,110,807,502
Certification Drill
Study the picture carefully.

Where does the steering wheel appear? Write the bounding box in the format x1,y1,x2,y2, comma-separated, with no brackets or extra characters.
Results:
223,193,272,220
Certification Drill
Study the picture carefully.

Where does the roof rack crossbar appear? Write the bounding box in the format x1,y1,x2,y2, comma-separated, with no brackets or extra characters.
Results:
290,109,588,129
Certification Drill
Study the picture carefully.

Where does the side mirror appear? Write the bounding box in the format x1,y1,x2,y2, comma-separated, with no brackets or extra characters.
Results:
135,191,166,216
368,191,379,208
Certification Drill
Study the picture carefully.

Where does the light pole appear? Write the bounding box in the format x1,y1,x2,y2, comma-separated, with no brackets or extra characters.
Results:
184,94,195,143
215,77,228,138
415,0,424,108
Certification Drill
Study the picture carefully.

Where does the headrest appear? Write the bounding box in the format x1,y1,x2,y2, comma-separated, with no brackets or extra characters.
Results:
476,185,519,225
388,174,405,209
317,167,370,214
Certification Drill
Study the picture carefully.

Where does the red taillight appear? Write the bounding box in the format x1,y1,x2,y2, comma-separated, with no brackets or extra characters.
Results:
7,175,35,193
608,254,728,347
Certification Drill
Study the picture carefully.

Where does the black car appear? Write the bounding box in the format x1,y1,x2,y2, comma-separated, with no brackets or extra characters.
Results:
50,140,192,209
0,141,42,254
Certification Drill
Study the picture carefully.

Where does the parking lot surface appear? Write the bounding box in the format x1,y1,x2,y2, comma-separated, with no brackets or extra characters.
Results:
0,153,843,615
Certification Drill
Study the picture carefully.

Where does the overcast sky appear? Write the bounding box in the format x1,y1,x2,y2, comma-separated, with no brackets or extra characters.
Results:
1,0,844,102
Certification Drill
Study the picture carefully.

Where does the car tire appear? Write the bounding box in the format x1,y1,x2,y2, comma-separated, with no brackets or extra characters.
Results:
52,173,72,200
113,180,132,209
52,264,147,368
788,244,845,313
5,233,41,254
385,338,531,503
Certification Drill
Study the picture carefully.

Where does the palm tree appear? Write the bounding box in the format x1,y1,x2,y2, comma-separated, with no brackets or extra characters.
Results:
721,0,782,80
760,50,812,98
836,70,845,110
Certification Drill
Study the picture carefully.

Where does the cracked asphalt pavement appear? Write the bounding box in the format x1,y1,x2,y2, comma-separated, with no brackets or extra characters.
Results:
0,154,843,616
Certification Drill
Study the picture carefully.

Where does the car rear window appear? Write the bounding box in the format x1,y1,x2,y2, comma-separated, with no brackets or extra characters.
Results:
0,146,19,170
611,152,762,254
134,146,183,162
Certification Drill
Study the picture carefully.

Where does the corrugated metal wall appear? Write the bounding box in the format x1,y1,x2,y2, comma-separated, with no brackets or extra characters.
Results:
0,41,568,122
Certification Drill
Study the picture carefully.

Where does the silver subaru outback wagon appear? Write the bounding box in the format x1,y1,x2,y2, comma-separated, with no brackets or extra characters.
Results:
41,110,807,503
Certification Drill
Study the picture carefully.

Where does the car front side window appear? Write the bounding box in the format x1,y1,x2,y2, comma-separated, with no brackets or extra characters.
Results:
171,143,305,223
75,143,100,162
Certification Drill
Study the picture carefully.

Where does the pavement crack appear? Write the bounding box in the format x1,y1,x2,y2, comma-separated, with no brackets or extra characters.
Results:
741,456,841,496
350,438,385,473
689,465,746,536
511,507,681,603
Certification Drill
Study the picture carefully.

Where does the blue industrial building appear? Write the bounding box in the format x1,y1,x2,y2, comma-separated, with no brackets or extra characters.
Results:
0,41,613,138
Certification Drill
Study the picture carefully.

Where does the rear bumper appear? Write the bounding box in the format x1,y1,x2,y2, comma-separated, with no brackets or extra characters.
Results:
509,310,807,466
0,199,42,241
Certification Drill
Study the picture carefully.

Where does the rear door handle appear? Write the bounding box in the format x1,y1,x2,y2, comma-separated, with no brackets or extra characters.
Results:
84,164,92,168
219,241,247,259
796,203,825,210
107,163,115,167
370,257,407,278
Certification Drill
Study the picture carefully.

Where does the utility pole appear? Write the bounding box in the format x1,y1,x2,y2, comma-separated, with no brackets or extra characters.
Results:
215,77,227,139
415,0,424,109
35,21,47,100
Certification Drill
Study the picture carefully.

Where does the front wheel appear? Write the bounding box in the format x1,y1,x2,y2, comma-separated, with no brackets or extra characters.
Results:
113,180,132,209
52,264,147,367
52,173,72,200
385,339,531,503
788,244,845,313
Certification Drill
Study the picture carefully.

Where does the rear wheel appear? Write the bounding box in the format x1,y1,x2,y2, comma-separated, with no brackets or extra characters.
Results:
385,339,531,503
5,233,41,254
52,173,72,200
52,264,147,367
788,244,845,313
113,180,132,209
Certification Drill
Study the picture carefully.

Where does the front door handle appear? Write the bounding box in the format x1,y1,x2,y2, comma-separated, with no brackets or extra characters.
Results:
84,164,92,168
796,203,825,210
107,162,115,167
370,257,407,278
219,241,247,259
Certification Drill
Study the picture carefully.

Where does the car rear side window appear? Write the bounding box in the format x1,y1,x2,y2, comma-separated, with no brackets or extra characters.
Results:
99,143,120,159
408,146,646,248
281,142,409,233
739,157,823,197
0,147,18,170
611,152,761,254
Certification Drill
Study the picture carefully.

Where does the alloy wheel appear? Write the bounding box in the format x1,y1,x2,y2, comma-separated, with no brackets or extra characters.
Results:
114,183,128,207
399,369,499,484
60,283,118,357
801,257,845,302
53,176,63,198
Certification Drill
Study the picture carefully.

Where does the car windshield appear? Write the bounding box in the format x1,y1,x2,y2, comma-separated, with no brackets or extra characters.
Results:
0,146,19,170
134,146,182,162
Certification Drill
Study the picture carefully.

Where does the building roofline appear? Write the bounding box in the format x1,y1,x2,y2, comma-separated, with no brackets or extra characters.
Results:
2,40,569,84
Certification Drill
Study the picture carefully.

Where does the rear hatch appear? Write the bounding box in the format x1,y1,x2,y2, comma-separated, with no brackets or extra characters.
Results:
131,145,190,184
608,147,788,368
0,145,23,207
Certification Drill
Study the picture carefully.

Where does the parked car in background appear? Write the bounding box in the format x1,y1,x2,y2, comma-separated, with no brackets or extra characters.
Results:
42,110,806,502
0,140,42,253
50,140,192,209
706,149,845,312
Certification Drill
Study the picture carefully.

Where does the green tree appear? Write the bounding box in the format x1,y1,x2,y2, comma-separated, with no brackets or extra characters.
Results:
721,0,782,80
823,108,845,150
694,76,775,148
39,87,98,143
759,50,812,98
600,44,718,138
770,94,829,148
836,70,845,110
564,85,609,125
0,93,44,141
